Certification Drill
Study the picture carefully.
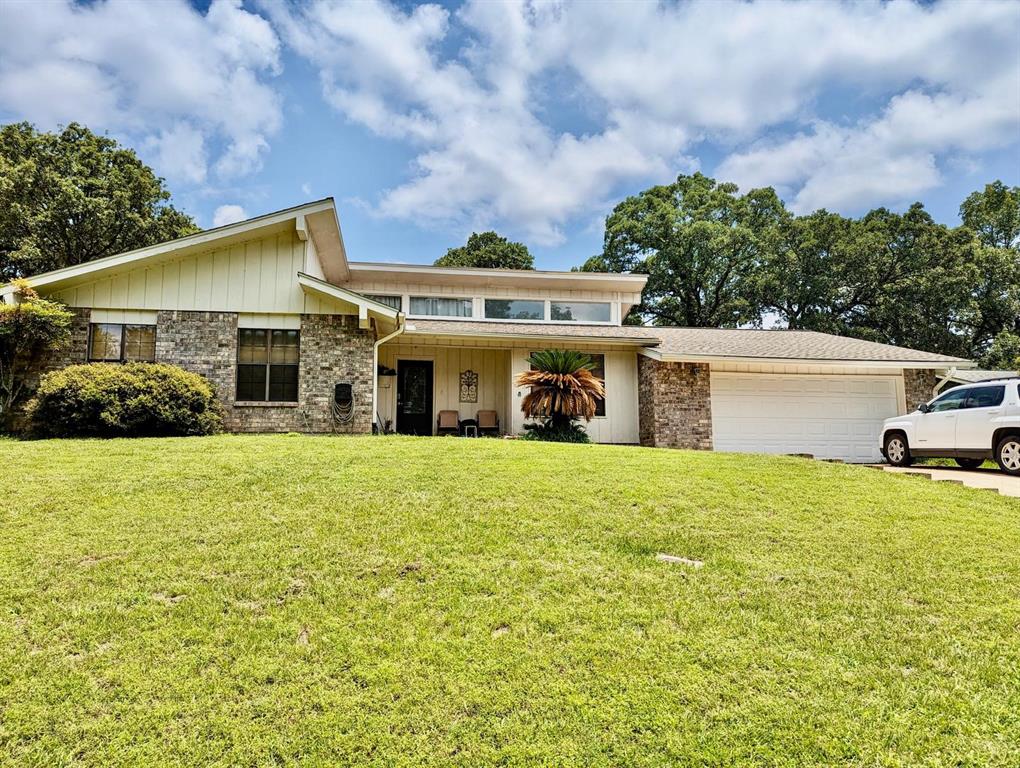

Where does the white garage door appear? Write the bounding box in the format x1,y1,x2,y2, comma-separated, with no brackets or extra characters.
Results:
711,373,901,462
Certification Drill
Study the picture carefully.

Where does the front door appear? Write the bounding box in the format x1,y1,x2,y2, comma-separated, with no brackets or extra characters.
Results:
397,360,434,435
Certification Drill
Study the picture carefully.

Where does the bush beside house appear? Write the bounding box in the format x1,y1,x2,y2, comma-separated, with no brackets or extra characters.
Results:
27,363,222,438
0,280,73,431
516,349,605,443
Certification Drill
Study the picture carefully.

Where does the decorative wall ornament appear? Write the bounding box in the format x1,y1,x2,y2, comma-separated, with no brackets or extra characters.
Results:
459,369,478,402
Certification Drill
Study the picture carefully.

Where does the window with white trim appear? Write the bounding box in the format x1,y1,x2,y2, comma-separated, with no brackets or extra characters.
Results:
484,299,544,320
409,296,473,317
365,294,402,311
550,301,611,323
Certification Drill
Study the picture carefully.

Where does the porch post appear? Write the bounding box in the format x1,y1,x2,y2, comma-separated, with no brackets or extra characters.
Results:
372,315,405,432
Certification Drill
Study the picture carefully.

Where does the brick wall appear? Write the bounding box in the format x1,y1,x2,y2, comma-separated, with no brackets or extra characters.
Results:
157,310,374,433
903,368,940,413
155,310,240,425
295,314,374,434
20,309,375,434
637,356,713,450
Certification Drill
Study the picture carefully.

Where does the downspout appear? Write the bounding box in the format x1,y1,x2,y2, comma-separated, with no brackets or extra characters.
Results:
372,313,406,433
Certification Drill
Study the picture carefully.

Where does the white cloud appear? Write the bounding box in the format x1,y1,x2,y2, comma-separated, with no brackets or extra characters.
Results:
719,80,1020,212
212,204,248,227
269,0,1019,239
0,0,282,185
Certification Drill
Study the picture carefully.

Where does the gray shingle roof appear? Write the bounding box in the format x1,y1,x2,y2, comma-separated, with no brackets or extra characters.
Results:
403,320,969,364
648,328,968,363
404,319,660,344
946,369,1018,383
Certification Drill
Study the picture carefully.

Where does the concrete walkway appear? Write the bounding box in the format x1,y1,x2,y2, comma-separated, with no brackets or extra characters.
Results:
871,464,1020,498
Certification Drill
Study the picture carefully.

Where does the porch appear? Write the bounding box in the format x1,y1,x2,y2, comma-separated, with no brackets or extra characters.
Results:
375,323,646,442
376,343,512,436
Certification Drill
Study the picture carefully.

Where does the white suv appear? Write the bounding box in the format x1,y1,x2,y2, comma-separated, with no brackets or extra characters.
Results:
880,378,1020,475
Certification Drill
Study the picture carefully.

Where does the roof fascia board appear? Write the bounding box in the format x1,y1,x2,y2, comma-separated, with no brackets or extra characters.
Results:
639,348,974,368
404,325,659,346
297,272,400,320
348,261,648,285
10,199,337,292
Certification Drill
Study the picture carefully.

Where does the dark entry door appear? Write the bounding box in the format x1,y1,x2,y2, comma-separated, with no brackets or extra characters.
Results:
396,360,434,435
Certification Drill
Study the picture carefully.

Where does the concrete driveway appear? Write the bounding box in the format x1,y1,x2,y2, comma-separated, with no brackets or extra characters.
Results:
877,465,1020,498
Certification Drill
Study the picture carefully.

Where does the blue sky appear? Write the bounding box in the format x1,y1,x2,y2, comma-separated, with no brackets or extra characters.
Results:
1,0,1018,271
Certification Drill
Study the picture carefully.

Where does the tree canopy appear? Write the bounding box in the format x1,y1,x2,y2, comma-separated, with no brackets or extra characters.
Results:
587,173,785,327
435,231,534,270
0,122,198,281
584,173,1020,365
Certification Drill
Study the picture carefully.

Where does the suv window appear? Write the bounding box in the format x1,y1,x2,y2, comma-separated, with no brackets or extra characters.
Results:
928,389,969,412
964,385,1005,409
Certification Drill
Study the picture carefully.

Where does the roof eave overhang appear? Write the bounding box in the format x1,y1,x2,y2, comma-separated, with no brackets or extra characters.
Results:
639,348,976,369
298,272,401,330
403,325,660,346
347,262,648,293
6,199,344,295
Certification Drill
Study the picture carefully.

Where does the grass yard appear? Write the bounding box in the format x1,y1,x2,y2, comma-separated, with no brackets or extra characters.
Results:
1,435,1019,767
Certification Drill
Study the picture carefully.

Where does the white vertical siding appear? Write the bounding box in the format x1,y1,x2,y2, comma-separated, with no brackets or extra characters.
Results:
47,231,351,316
508,348,639,444
377,344,510,433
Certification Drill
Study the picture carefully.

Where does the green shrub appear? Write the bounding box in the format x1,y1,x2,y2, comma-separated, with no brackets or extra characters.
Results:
520,421,591,443
26,363,222,438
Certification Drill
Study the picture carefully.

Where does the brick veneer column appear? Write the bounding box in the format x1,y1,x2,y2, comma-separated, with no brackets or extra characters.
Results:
297,314,374,434
638,356,713,450
903,368,940,413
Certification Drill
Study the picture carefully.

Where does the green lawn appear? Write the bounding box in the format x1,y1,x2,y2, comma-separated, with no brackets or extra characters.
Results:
1,435,1018,767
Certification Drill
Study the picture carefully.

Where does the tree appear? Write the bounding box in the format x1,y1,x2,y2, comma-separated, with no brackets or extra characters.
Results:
435,231,534,269
960,181,1020,251
0,122,198,281
0,280,73,426
980,330,1020,371
754,210,855,332
591,173,786,327
958,181,1020,353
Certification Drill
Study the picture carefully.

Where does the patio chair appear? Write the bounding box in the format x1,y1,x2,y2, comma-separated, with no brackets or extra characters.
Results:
436,410,460,436
476,410,499,437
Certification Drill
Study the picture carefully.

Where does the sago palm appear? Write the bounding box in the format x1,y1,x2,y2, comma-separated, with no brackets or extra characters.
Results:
515,349,605,428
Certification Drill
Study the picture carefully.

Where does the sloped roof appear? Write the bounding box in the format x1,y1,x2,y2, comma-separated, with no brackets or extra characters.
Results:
648,328,970,364
402,320,972,366
944,368,1018,383
404,319,660,345
1,198,348,296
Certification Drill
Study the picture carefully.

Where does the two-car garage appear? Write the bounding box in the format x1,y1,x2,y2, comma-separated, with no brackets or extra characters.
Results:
710,371,904,462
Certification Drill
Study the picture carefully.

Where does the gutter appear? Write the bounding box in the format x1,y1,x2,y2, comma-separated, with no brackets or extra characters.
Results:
372,313,406,432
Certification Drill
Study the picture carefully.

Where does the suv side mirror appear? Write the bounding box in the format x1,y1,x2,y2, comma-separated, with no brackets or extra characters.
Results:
917,402,930,413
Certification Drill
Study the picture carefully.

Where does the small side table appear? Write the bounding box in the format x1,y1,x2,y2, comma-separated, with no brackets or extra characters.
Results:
460,419,478,437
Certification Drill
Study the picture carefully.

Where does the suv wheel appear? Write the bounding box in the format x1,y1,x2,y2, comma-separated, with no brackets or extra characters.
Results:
955,458,983,470
884,433,912,467
996,435,1020,476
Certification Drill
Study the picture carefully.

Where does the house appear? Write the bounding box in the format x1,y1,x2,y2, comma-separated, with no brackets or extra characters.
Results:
1,198,973,462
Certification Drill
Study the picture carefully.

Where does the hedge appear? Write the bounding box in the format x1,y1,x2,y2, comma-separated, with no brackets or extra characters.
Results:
26,363,222,438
